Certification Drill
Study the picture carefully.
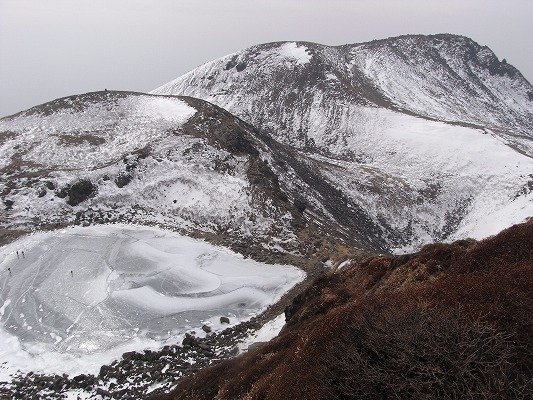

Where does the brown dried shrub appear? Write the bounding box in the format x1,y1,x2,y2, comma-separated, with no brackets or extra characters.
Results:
453,219,533,274
157,219,533,400
324,300,533,400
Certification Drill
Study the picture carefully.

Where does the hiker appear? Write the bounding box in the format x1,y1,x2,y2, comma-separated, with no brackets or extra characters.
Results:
16,251,19,258
7,268,11,275
70,270,73,277
22,250,25,258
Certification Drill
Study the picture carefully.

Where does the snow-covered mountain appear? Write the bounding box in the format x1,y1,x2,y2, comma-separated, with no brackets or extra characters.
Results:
153,34,533,250
2,35,533,259
0,91,373,266
153,34,533,150
1,33,533,398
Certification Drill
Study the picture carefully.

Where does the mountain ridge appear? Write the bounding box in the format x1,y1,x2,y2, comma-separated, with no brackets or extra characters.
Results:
3,35,533,256
152,34,533,251
0,33,532,399
153,33,533,145
0,90,369,268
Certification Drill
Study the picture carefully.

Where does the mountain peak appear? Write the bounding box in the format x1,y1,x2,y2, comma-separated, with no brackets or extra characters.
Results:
151,34,533,251
153,34,532,142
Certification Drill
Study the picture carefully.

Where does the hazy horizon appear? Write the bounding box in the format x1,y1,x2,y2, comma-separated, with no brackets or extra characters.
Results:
1,0,532,118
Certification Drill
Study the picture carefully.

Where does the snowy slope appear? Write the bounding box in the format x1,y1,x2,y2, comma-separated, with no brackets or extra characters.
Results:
350,35,533,135
270,110,533,251
152,35,533,250
0,92,296,250
1,90,381,267
0,92,195,171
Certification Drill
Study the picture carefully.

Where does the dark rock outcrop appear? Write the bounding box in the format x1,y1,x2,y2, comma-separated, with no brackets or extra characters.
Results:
65,179,96,206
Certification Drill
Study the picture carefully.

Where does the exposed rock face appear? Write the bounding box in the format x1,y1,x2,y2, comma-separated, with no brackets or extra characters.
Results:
65,179,96,206
159,219,533,400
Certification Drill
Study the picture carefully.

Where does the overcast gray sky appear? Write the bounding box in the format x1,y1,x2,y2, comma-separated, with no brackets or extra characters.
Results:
1,0,532,118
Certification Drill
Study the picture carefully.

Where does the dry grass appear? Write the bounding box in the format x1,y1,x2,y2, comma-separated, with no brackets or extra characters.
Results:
153,219,533,400
324,301,533,399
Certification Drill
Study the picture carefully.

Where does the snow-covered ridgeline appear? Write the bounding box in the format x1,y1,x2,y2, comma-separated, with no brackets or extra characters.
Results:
151,36,533,248
152,36,533,143
0,92,288,239
0,94,195,170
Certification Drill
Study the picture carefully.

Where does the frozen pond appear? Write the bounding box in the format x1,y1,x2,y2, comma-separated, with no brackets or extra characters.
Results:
0,225,304,375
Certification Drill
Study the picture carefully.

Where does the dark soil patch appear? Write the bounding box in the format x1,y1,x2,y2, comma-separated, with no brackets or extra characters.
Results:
56,133,106,146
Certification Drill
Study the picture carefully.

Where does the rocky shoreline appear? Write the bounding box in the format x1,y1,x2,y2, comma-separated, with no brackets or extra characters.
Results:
0,316,263,399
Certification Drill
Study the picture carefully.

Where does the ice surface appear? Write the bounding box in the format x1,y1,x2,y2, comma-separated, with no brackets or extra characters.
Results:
0,225,304,376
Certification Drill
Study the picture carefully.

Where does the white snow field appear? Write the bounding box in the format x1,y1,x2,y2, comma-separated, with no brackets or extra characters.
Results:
0,224,304,378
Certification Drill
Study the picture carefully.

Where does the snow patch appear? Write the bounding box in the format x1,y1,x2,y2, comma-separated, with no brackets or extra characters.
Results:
278,42,311,65
238,313,287,352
